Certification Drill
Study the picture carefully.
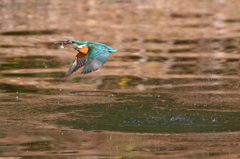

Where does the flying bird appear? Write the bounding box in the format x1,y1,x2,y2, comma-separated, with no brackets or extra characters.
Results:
54,39,117,76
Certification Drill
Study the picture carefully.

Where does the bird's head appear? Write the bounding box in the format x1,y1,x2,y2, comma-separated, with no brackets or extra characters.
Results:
54,39,85,45
65,40,89,54
54,39,88,51
66,39,84,45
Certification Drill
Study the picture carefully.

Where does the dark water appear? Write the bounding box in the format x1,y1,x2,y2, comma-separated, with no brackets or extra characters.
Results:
0,0,240,158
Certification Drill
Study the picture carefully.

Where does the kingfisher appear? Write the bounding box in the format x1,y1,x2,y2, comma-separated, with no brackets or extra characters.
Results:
54,39,117,76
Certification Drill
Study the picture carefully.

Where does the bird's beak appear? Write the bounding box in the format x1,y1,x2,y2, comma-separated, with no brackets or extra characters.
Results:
54,41,72,45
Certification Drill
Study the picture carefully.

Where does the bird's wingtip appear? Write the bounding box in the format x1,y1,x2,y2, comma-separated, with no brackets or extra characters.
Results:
110,49,118,52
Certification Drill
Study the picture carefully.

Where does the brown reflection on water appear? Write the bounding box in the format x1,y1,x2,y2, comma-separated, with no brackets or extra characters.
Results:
1,128,240,158
1,0,240,158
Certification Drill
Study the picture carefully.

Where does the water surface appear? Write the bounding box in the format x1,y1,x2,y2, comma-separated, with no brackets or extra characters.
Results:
0,0,240,158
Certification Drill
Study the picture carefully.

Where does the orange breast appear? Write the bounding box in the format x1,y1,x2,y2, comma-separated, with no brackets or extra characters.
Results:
72,44,89,54
78,46,89,54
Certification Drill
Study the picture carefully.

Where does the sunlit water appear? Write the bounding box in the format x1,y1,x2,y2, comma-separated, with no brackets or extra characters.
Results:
0,0,240,158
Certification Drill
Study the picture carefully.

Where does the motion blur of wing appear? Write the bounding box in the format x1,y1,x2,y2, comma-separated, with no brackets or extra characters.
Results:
64,53,86,76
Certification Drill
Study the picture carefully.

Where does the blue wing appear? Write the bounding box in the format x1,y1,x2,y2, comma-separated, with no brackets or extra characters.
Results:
64,53,86,76
81,49,109,74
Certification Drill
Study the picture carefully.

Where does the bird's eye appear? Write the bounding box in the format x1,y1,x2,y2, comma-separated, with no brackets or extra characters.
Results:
67,41,75,44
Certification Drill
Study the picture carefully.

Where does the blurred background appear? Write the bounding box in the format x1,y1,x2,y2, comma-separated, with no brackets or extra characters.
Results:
0,0,240,158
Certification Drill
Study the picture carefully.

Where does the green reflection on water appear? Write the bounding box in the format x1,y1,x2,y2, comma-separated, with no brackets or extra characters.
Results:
0,56,61,70
45,92,240,133
0,83,62,94
0,30,57,36
0,83,39,93
2,72,63,77
0,45,29,48
0,98,21,102
21,140,55,151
